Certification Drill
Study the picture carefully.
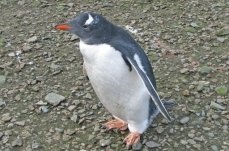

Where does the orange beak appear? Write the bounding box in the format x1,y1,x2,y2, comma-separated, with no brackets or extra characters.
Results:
55,24,71,30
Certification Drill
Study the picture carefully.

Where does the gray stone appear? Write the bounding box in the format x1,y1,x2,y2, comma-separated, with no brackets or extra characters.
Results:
0,75,6,85
27,36,38,43
8,52,15,57
132,142,142,150
145,141,160,148
45,93,65,106
210,101,225,110
99,139,111,147
180,117,189,124
0,98,5,106
211,145,218,151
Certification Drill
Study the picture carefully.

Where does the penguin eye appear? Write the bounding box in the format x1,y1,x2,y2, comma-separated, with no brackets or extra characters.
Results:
83,24,88,28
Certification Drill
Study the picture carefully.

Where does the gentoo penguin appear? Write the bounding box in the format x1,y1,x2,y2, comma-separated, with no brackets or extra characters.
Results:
55,12,173,149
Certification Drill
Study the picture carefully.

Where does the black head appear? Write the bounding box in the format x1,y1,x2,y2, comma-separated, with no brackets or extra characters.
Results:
55,13,112,44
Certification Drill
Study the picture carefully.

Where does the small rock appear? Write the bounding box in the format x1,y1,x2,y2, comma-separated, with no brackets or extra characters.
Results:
132,142,142,150
84,93,92,99
12,138,23,146
180,68,189,74
2,113,12,122
216,28,229,36
45,93,65,106
39,106,49,113
50,63,62,71
62,134,71,141
32,141,39,149
215,86,228,96
212,114,219,120
68,105,76,111
0,98,5,106
187,139,196,145
188,133,195,138
190,22,199,28
70,114,78,122
155,126,164,134
199,66,212,74
99,139,111,147
180,117,189,124
0,75,6,85
14,121,25,126
55,128,64,133
70,35,79,41
145,141,160,148
36,100,48,106
182,90,190,96
8,52,15,57
193,144,201,150
210,101,225,110
217,37,226,42
27,36,38,43
180,140,188,145
211,145,218,151
184,27,196,33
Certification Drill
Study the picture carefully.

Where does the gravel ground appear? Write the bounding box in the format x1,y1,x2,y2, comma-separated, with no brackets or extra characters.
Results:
0,0,229,151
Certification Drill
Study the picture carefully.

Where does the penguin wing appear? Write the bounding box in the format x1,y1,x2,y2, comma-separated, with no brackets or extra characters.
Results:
126,54,172,121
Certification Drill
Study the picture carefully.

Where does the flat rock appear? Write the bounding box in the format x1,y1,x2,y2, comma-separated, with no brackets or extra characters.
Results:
180,117,189,124
145,141,160,148
0,98,5,106
2,113,12,122
27,36,38,43
45,93,65,106
0,75,6,85
210,101,225,110
12,138,23,146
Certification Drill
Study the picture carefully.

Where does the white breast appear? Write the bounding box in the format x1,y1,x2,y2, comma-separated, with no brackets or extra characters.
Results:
79,41,152,133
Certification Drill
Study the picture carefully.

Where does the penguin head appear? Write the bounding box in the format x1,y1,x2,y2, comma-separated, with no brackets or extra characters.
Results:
55,13,112,44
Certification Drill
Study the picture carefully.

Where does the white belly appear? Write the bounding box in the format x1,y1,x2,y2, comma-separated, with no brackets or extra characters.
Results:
80,41,151,133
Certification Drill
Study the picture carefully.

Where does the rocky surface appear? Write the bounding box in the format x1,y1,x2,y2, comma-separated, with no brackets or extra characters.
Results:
0,0,229,151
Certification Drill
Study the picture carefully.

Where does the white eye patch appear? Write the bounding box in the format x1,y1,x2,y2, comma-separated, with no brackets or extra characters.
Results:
85,14,94,25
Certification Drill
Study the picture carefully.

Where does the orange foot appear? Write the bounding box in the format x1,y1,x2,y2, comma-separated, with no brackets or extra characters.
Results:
103,119,128,131
123,133,140,149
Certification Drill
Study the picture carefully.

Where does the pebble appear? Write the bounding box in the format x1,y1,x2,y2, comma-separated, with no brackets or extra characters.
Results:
180,117,189,124
180,140,188,145
39,106,49,113
50,63,63,71
215,86,228,96
155,126,164,134
14,121,25,126
11,138,23,146
27,36,38,43
0,98,5,106
210,101,225,110
132,142,142,150
1,113,12,122
99,139,111,147
145,141,161,148
0,75,6,85
211,145,219,151
68,105,76,111
187,139,196,145
63,134,71,141
8,52,15,57
36,100,48,106
45,93,65,106
212,114,219,120
70,114,78,122
55,128,64,133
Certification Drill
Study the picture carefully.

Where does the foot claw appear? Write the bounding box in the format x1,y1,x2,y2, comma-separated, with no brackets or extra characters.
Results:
102,119,128,131
123,133,140,149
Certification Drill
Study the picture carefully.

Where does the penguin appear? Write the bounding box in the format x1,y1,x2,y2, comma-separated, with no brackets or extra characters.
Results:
55,12,174,149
